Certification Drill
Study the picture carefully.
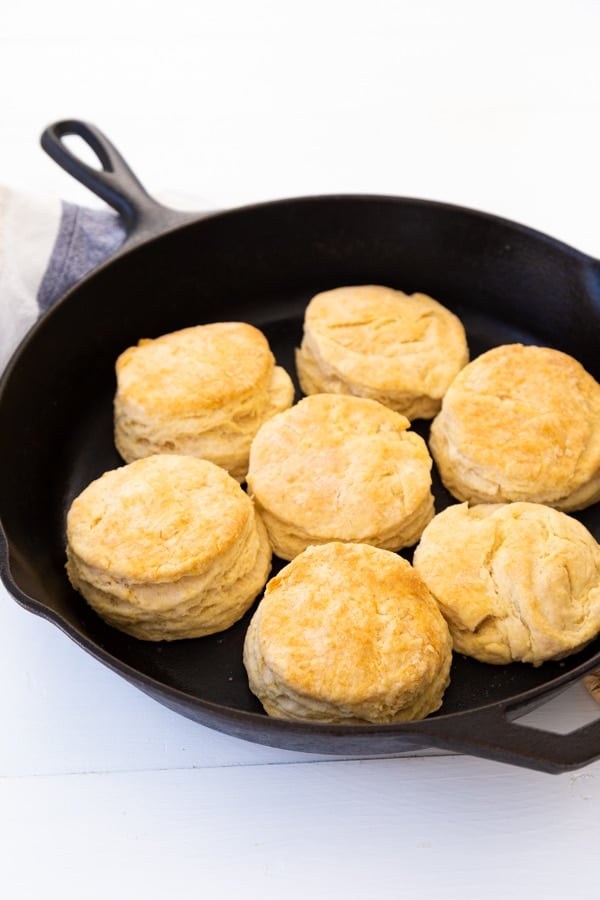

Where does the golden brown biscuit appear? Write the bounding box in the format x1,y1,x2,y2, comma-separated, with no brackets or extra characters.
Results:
295,284,469,419
114,322,294,481
243,542,452,723
413,502,600,665
246,393,435,560
429,343,600,510
66,454,271,641
584,670,600,703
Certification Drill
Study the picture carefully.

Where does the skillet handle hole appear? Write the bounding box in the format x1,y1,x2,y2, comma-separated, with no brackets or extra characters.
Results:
61,134,104,173
509,678,600,735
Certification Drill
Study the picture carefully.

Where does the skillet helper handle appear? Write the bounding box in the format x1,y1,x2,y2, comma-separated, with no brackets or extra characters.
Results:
417,699,600,773
40,119,192,244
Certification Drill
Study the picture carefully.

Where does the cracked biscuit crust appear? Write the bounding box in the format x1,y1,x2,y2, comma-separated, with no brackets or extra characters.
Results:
429,343,600,510
243,542,452,723
246,393,434,559
413,502,600,665
66,454,271,640
295,284,469,420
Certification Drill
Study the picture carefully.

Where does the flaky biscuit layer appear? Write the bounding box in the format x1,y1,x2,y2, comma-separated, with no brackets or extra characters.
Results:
114,322,294,480
243,542,452,723
429,344,600,510
295,285,469,419
247,393,434,559
413,502,600,665
66,455,272,640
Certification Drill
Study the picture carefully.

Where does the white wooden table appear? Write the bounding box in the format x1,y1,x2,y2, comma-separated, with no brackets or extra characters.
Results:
2,2,600,896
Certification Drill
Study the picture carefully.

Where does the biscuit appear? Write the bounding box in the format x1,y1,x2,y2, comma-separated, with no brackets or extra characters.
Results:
246,393,435,560
243,542,452,723
114,322,295,481
429,343,600,510
65,454,271,641
295,284,469,419
413,502,600,665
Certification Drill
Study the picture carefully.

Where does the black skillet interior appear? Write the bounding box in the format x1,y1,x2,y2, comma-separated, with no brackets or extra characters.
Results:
1,122,600,772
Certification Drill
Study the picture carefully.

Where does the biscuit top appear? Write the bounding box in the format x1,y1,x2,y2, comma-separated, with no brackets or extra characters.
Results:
66,455,253,582
413,502,600,664
115,322,275,417
433,344,600,497
254,542,450,707
247,394,432,539
302,285,468,393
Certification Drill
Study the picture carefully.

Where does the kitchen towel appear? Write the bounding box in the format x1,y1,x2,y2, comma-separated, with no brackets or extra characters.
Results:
0,186,126,372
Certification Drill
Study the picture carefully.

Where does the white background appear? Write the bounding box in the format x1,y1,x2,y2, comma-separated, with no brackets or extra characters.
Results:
3,1,600,898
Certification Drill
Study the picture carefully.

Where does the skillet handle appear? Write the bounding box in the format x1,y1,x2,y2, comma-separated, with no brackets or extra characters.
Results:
40,119,193,244
417,696,600,773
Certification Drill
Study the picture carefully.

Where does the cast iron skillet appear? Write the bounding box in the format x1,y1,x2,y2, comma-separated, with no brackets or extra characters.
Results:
2,120,600,774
